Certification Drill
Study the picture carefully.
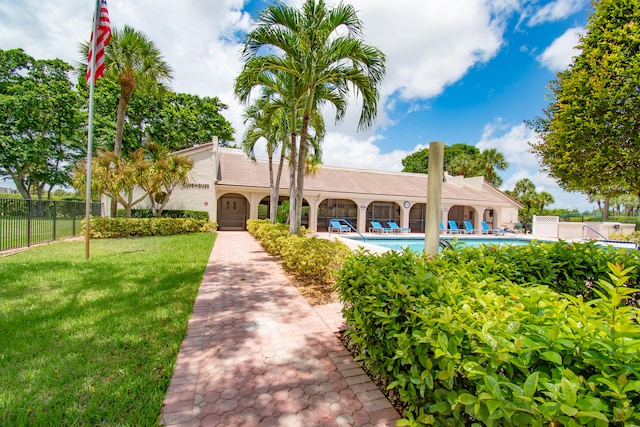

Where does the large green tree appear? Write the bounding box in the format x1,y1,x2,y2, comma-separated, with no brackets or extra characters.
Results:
402,143,507,186
235,0,386,235
402,143,480,174
528,0,640,201
144,92,234,151
0,49,83,200
87,81,235,153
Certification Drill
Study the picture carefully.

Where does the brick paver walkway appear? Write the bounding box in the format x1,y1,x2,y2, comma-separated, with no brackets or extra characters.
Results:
160,231,400,426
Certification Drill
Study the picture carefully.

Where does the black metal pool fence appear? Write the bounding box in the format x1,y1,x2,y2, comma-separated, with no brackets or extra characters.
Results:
0,198,102,252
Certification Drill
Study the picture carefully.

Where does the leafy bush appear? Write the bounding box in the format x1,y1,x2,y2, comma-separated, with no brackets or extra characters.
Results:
278,234,350,285
439,240,639,307
117,208,209,220
610,231,640,244
87,217,215,238
337,246,640,426
246,219,349,285
247,220,291,256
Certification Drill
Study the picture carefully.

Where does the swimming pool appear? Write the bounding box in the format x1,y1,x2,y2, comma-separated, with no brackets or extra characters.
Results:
342,235,541,253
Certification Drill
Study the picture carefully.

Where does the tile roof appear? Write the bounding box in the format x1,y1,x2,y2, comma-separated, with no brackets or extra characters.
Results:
208,146,517,206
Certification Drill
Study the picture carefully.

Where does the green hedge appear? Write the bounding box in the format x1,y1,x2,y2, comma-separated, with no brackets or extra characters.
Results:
117,208,210,220
440,240,639,307
87,217,216,239
247,219,350,286
336,244,640,426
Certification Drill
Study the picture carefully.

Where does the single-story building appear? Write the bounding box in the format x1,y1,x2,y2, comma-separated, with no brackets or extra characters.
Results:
114,138,522,233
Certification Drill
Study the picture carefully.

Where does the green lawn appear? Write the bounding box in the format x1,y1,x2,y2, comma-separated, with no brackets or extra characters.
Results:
0,233,216,426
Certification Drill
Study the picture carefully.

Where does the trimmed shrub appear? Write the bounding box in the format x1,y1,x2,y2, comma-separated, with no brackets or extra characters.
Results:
610,231,640,244
246,219,349,285
117,208,210,220
439,240,639,307
278,235,351,285
336,246,640,426
87,217,215,239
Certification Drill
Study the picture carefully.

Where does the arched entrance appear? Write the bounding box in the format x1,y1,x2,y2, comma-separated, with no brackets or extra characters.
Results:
217,194,249,230
318,198,357,231
447,205,477,230
366,201,400,230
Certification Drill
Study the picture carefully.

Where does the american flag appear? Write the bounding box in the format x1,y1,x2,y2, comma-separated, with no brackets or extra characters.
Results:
86,0,111,83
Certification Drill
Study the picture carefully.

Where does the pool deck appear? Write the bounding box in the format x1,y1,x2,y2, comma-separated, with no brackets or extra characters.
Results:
160,231,400,426
320,231,542,253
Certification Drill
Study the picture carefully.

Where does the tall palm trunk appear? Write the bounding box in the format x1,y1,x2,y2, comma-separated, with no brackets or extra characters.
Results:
289,131,298,235
111,73,135,216
271,141,287,224
294,112,311,235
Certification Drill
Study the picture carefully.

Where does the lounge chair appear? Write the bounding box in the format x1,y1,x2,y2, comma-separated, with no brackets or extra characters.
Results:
447,220,461,234
481,221,505,235
369,221,392,233
329,220,350,233
463,221,477,234
480,221,491,234
387,221,410,233
440,221,446,234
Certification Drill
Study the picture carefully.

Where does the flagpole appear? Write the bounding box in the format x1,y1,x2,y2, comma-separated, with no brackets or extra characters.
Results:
85,0,101,260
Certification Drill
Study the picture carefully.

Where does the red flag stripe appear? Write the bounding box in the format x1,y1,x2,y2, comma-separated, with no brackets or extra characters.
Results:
86,0,112,83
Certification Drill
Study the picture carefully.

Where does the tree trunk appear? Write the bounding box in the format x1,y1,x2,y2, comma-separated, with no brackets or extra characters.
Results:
271,154,286,225
294,113,311,236
112,76,135,217
288,132,298,235
603,198,609,222
268,153,276,224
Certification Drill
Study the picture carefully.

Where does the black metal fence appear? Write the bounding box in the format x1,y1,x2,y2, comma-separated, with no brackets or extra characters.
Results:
0,198,102,252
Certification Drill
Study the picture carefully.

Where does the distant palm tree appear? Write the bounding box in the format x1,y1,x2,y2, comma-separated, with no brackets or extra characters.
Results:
478,148,508,186
537,191,555,212
235,0,386,235
447,154,478,177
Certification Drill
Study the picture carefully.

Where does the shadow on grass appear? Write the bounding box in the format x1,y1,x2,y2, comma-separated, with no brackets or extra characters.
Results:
0,234,215,426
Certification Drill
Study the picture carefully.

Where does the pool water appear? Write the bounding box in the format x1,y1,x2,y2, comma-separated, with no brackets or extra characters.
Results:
344,235,539,252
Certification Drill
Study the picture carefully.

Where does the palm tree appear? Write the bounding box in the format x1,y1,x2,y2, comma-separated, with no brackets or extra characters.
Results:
478,148,508,186
80,25,173,157
72,149,151,218
235,0,386,235
242,95,290,224
537,191,555,213
142,142,193,217
446,154,478,177
243,82,326,224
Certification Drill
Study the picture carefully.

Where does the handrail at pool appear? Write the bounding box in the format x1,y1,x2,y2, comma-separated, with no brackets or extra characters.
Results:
582,224,607,240
329,218,365,242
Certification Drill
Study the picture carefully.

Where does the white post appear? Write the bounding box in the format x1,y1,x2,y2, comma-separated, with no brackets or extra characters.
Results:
425,142,444,256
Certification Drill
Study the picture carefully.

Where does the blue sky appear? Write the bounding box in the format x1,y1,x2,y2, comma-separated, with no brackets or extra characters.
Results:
0,0,595,211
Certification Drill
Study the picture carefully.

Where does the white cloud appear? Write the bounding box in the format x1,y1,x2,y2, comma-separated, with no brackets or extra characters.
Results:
317,133,411,172
476,120,540,169
537,26,585,72
347,0,512,101
527,0,587,26
477,119,594,211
